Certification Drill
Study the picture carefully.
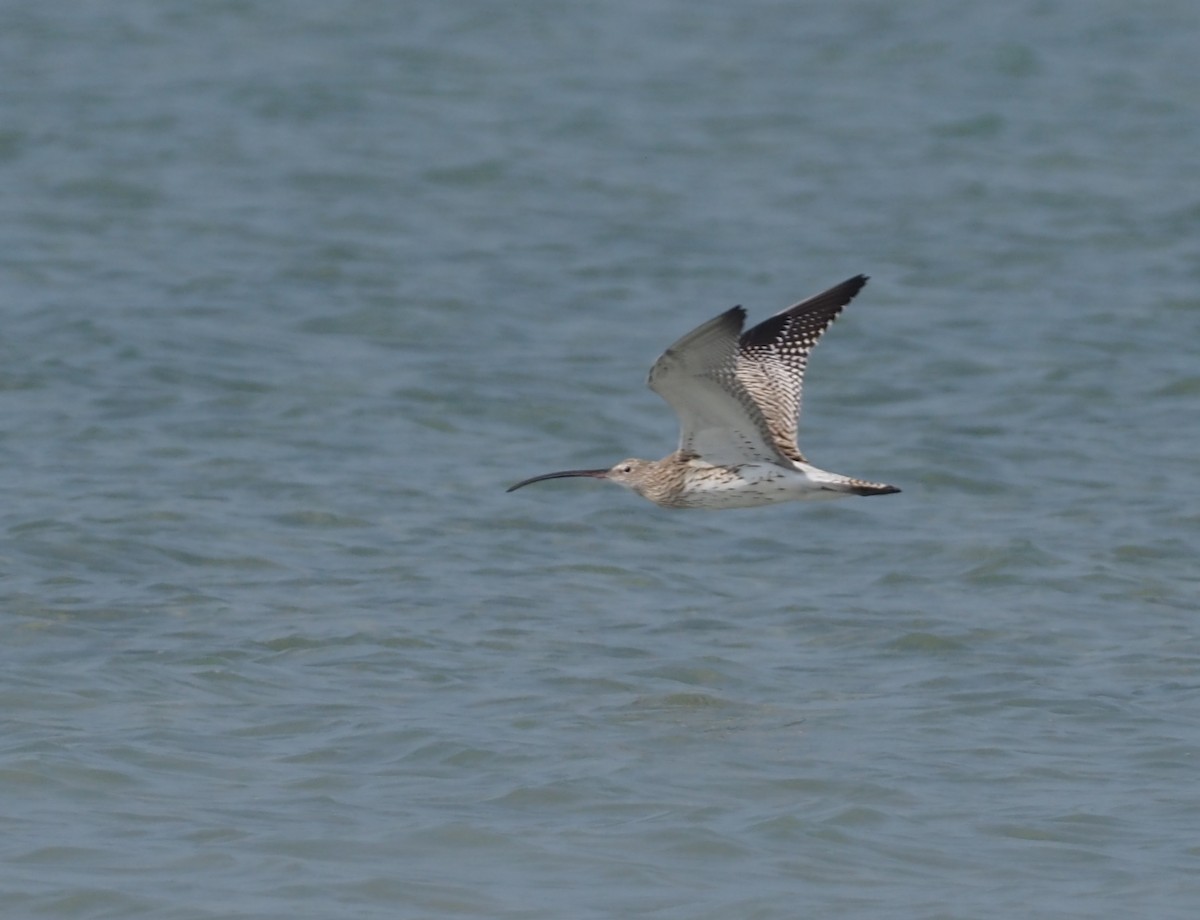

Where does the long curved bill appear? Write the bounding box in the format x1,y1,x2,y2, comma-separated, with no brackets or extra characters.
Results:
506,468,609,493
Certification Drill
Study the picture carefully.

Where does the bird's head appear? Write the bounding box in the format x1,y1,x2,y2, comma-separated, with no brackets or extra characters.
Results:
603,458,657,493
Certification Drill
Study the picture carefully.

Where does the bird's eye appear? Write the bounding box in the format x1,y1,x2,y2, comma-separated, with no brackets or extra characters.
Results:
621,465,632,473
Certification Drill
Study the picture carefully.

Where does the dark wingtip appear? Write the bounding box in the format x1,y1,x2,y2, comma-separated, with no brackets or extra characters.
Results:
839,274,869,298
814,274,870,302
740,275,872,349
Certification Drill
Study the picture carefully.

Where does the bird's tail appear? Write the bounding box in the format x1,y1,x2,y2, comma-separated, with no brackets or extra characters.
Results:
841,480,901,496
797,462,900,498
820,475,901,497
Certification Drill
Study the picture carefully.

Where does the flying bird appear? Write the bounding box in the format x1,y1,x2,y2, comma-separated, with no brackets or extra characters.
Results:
507,275,899,509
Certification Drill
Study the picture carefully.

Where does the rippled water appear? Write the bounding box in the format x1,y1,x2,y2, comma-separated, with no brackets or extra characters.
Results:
3,2,1199,917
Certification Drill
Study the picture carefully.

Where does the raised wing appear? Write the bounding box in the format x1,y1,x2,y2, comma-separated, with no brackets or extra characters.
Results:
731,275,868,462
648,276,869,467
648,306,796,466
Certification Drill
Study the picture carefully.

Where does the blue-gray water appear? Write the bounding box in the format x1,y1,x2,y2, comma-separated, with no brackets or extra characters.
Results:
3,2,1199,918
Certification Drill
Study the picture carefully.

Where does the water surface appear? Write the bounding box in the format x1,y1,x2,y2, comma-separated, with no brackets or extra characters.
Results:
2,2,1199,918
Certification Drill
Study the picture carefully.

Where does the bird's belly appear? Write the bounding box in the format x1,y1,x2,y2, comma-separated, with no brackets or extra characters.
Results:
673,464,842,509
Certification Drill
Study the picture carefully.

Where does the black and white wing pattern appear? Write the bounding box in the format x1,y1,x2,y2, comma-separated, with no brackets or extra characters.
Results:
728,275,868,462
647,275,868,467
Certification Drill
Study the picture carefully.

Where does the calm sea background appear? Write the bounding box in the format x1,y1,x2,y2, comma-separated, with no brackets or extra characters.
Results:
3,2,1199,918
